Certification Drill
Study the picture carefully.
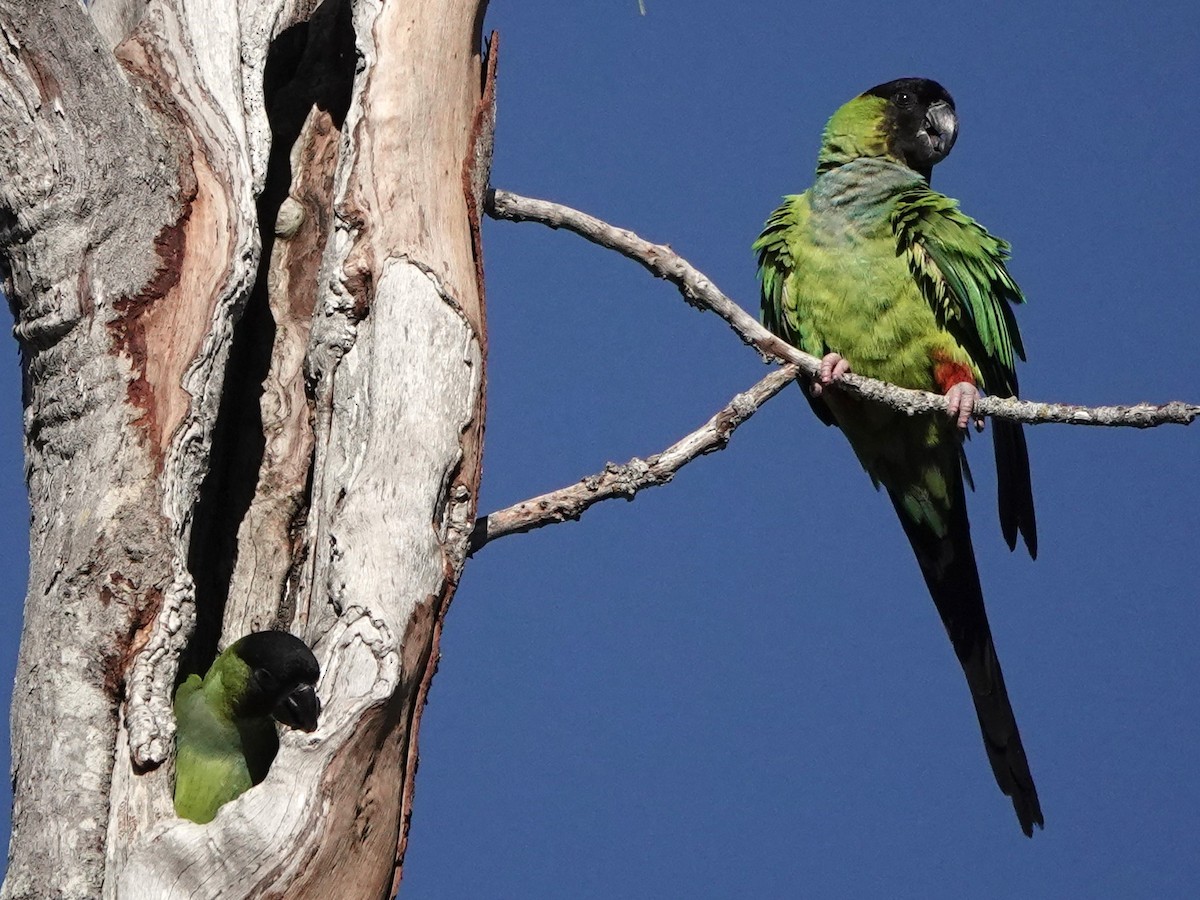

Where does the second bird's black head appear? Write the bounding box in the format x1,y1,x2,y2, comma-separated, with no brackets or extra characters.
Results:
231,631,322,732
864,77,958,182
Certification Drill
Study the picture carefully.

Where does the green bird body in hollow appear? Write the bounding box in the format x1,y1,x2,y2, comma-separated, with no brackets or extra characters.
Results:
755,78,1041,835
174,631,321,824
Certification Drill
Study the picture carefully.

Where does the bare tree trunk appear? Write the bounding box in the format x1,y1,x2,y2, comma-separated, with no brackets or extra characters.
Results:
0,0,490,895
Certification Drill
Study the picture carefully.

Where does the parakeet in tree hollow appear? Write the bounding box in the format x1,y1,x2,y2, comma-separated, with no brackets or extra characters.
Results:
754,78,1042,835
174,631,321,824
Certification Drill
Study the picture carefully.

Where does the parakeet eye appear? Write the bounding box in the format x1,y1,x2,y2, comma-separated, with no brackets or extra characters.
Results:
253,667,278,693
894,91,916,109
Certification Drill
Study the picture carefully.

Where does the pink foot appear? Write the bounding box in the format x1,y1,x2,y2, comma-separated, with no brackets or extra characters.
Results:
945,381,982,431
811,352,851,397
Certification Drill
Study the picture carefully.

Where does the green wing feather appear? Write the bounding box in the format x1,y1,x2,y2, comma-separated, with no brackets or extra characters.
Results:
892,188,1025,395
893,188,1037,557
754,194,836,426
754,194,802,343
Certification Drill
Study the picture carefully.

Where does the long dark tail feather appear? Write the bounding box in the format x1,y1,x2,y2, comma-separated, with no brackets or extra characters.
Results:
888,479,1044,837
993,420,1037,559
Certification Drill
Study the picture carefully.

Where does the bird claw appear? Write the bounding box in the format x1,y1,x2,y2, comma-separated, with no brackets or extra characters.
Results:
811,352,851,397
811,360,983,431
945,382,983,431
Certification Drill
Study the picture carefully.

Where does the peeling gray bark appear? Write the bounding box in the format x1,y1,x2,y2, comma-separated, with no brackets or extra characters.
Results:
0,0,490,896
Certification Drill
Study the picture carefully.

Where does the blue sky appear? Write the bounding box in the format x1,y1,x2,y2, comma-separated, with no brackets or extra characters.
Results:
3,1,1200,897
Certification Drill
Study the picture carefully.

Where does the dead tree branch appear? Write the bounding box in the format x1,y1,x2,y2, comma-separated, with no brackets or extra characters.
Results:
486,189,1200,429
469,364,799,553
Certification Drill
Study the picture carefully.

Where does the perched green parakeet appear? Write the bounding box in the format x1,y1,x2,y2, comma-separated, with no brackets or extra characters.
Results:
754,78,1041,835
173,631,321,824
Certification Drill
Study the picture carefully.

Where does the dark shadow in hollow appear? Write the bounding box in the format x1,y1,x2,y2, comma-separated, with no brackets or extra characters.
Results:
182,0,356,677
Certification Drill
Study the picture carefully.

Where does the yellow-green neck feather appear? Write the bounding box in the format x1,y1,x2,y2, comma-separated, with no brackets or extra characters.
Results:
816,95,892,175
202,647,252,720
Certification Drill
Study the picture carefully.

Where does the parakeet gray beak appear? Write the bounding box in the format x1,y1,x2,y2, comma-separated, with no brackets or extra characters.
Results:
273,683,321,732
922,100,958,162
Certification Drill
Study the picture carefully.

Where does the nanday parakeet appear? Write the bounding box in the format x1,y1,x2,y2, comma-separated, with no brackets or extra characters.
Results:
754,78,1042,835
173,631,321,824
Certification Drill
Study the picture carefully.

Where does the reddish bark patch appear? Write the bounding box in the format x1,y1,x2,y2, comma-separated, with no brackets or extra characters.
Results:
110,33,237,468
336,200,377,321
98,571,138,607
109,205,194,442
343,263,375,322
108,36,203,466
461,30,498,339
18,43,62,108
392,592,442,893
97,581,164,701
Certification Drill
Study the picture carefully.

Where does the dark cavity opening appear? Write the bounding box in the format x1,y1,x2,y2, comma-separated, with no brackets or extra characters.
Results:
182,0,355,676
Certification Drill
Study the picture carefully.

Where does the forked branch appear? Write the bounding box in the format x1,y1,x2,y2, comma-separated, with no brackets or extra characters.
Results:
469,365,799,553
477,188,1198,551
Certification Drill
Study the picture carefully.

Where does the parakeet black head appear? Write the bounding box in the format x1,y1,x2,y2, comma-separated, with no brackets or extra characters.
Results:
817,77,958,183
229,631,321,732
864,78,957,178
